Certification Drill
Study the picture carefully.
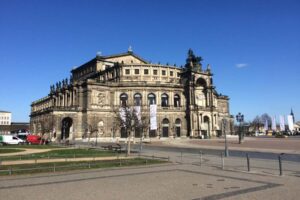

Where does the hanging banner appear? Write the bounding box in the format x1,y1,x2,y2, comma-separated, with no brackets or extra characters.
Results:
271,116,276,131
119,107,126,124
150,104,157,130
134,106,141,122
279,115,285,131
264,120,268,131
287,115,294,131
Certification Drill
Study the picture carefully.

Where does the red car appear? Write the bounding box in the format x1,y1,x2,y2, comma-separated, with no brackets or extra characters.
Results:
26,135,42,144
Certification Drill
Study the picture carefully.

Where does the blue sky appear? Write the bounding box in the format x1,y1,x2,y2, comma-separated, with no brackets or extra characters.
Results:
0,0,299,122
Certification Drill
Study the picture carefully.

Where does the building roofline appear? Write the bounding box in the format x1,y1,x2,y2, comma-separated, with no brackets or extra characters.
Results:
0,110,11,113
71,51,149,73
101,51,149,64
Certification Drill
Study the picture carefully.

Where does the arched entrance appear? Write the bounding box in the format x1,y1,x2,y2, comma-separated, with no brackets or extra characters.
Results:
135,127,141,138
121,127,127,138
175,119,181,137
202,116,210,139
61,117,72,140
162,118,169,137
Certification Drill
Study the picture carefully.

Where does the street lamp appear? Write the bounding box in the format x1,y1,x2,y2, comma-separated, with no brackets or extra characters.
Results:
236,112,244,144
222,118,229,157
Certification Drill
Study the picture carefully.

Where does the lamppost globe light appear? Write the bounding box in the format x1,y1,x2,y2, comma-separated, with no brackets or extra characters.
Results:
236,112,244,144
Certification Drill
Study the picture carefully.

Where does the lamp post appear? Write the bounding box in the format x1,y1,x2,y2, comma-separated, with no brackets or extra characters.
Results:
95,130,98,146
222,118,229,157
236,112,244,144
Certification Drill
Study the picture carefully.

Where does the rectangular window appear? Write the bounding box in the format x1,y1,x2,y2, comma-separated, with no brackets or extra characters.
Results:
135,69,139,74
144,69,149,75
153,69,158,75
125,69,130,75
177,72,180,77
162,70,166,76
170,71,173,76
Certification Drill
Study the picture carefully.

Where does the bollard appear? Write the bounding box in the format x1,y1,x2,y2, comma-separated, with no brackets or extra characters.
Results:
246,153,250,172
53,163,56,172
88,163,91,169
20,155,22,160
278,155,283,176
119,158,122,166
199,151,202,166
9,167,12,175
221,153,224,170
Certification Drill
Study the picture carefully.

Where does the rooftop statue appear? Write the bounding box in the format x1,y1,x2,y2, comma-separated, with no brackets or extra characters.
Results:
185,49,203,72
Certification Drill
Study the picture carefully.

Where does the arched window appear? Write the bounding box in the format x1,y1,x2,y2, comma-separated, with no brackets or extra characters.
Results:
120,93,128,107
134,93,142,106
196,78,207,88
174,94,180,107
162,118,169,137
175,118,181,137
161,93,169,107
148,93,156,105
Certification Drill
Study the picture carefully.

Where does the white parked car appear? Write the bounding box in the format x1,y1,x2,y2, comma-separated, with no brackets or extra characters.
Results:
0,135,25,145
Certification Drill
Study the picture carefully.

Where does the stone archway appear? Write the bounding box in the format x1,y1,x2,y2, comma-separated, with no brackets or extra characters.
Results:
202,116,210,139
162,118,169,137
175,118,181,137
61,117,73,140
121,127,127,138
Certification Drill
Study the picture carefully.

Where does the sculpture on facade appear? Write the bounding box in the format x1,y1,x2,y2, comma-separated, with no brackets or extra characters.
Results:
185,49,203,72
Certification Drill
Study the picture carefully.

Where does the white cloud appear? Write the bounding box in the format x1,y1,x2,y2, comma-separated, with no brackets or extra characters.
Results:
236,63,248,68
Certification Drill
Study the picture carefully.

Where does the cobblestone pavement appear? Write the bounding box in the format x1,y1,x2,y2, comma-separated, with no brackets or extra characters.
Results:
1,139,300,199
0,161,299,200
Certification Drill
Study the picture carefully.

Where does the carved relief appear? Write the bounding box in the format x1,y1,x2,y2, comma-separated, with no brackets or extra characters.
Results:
195,90,206,107
91,91,106,107
98,93,105,106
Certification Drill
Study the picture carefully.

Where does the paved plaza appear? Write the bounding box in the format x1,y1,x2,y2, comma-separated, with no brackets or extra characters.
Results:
146,136,300,154
1,162,299,200
1,137,300,200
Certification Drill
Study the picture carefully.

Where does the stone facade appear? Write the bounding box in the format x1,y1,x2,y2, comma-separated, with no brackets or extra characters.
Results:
30,49,233,141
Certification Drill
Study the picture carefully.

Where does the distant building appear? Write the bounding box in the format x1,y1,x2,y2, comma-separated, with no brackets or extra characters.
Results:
30,49,233,141
295,121,300,132
0,111,30,134
0,110,11,125
0,122,30,135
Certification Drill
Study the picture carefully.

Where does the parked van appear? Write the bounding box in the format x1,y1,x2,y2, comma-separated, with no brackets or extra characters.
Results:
0,135,25,145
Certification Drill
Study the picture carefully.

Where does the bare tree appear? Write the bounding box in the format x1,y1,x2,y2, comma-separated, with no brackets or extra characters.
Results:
251,113,272,132
40,114,55,143
261,113,271,128
251,115,261,131
114,106,149,156
85,115,99,144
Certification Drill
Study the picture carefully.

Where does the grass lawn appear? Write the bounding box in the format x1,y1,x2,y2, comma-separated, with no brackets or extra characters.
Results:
0,158,167,176
0,148,25,154
0,148,118,161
